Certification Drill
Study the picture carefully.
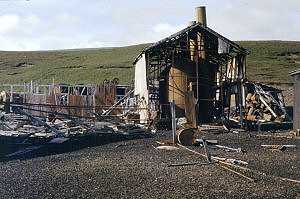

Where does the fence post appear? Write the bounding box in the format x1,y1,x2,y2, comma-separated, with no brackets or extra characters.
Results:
10,85,13,113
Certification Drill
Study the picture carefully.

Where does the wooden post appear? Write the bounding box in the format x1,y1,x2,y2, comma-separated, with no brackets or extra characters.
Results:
44,86,47,95
171,100,176,145
23,83,26,104
23,82,26,94
196,50,199,101
202,138,212,163
93,94,96,119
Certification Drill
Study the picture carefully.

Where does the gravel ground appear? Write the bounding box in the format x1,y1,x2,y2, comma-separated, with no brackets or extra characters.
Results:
0,131,299,199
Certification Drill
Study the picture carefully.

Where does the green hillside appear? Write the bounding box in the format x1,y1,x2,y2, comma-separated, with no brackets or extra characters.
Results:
0,44,148,85
238,41,300,83
0,41,299,85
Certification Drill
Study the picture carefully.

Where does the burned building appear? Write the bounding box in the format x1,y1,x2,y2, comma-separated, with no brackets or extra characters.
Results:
134,7,248,126
134,6,291,129
290,69,300,131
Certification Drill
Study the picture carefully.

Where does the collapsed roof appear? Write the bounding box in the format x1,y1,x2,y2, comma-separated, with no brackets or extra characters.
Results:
134,22,249,64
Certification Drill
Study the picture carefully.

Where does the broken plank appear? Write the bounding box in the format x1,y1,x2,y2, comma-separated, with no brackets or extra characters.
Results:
219,164,255,182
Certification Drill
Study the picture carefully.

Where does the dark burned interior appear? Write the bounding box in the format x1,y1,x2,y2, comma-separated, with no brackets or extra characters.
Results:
135,22,248,125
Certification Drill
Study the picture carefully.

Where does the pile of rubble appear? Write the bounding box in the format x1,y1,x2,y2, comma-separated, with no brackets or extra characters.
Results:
0,106,149,158
244,83,289,123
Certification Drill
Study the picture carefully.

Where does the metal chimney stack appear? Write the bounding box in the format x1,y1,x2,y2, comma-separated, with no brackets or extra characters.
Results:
195,6,207,26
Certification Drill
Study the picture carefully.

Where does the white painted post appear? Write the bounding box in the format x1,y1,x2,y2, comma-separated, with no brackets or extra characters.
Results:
30,80,33,93
10,85,13,113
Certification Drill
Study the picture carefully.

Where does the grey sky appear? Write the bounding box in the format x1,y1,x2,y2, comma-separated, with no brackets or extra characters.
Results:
0,0,299,51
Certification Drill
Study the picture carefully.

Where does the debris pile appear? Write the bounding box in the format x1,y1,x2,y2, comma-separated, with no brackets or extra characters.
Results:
244,83,288,123
0,106,149,158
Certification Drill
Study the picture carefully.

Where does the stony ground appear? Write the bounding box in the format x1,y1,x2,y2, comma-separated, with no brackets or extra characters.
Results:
0,130,299,199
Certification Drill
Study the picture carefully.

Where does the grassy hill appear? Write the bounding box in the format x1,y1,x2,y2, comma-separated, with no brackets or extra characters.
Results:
0,41,299,85
238,41,300,83
0,44,148,85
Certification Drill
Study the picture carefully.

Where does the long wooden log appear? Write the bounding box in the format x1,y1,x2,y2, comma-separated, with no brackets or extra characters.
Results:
219,165,255,182
259,96,277,118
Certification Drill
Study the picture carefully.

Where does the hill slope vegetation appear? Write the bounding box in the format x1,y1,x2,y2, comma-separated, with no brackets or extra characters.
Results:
0,41,299,85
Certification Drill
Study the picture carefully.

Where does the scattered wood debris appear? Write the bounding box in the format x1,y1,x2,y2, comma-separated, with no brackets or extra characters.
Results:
156,146,179,151
256,132,300,139
0,105,150,158
244,83,288,123
261,144,297,151
214,144,244,153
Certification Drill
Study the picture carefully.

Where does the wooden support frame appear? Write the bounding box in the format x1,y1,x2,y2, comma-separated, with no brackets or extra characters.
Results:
141,23,247,124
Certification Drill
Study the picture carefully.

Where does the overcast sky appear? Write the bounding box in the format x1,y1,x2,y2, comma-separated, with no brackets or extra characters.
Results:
0,0,299,51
